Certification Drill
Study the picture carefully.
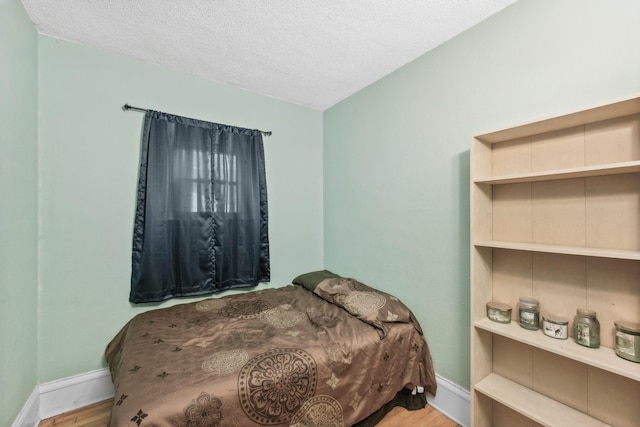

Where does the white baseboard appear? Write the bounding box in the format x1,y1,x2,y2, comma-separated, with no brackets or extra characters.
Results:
12,368,115,427
38,368,115,420
428,374,471,427
11,387,40,427
13,369,469,426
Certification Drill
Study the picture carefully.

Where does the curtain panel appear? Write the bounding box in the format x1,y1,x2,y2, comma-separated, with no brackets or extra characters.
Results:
130,111,269,303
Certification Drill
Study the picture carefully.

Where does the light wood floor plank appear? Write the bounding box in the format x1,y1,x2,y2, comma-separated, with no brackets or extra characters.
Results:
39,398,461,426
39,400,112,427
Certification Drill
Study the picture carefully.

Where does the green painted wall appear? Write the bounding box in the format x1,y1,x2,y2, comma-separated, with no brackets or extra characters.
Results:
0,0,39,424
36,36,323,382
323,0,640,389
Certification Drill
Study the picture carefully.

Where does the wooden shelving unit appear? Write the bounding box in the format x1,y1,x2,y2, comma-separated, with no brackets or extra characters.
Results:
470,97,640,427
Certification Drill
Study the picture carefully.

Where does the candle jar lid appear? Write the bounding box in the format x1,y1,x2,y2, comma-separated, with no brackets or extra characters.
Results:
576,308,597,318
615,321,640,334
487,301,511,311
542,314,569,325
519,297,539,308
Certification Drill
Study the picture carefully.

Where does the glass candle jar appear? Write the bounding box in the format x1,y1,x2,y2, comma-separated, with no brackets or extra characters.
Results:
573,308,600,348
614,321,640,363
542,314,569,340
486,301,512,324
518,297,540,330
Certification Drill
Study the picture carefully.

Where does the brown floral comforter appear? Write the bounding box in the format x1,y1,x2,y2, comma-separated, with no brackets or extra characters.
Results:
105,281,437,426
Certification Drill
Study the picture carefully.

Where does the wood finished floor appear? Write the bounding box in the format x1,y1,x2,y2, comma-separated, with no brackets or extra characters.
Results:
39,398,462,427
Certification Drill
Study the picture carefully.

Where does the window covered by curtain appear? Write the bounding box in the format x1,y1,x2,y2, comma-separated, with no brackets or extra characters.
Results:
130,111,269,303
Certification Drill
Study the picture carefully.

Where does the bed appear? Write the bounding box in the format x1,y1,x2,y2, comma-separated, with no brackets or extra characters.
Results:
105,272,437,426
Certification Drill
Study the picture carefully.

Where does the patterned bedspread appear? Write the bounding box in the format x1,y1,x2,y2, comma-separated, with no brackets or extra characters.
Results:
105,281,437,426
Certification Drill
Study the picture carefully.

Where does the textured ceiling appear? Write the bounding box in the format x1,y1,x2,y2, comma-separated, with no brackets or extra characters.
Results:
21,0,517,110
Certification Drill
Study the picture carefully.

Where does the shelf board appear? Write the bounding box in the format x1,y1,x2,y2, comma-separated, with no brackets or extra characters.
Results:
474,373,611,427
475,318,640,382
474,160,640,184
474,97,640,144
473,240,640,261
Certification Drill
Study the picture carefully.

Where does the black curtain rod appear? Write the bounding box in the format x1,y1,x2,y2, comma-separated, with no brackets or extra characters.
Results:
122,103,272,137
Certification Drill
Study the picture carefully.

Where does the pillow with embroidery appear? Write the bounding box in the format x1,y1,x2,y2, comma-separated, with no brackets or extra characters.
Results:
292,270,341,292
313,277,420,338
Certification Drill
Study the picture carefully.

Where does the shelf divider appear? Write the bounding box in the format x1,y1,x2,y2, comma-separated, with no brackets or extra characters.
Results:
473,240,640,261
474,160,640,184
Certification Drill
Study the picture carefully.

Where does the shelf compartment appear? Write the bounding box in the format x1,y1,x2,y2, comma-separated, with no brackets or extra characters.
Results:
475,318,640,382
473,240,640,261
474,160,640,184
474,373,611,427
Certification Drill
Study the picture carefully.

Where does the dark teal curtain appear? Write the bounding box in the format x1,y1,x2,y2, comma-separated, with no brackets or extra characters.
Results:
130,111,269,303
